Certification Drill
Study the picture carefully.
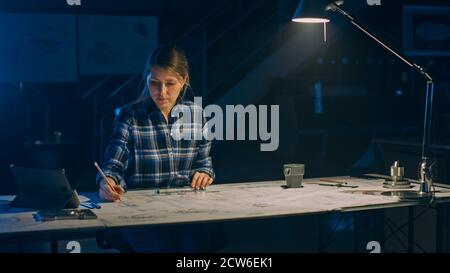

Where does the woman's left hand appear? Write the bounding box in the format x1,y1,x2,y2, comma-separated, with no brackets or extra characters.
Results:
191,172,213,190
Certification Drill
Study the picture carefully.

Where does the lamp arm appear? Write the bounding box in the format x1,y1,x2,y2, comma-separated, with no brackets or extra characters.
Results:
327,3,433,82
327,2,435,194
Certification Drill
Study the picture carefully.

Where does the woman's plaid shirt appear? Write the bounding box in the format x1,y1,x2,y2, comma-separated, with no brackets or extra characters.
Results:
97,99,215,189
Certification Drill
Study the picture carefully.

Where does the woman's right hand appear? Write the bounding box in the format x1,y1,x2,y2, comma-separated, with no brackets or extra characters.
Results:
99,177,125,202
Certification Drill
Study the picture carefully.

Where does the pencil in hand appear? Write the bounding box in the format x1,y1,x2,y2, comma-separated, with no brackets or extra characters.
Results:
94,162,124,201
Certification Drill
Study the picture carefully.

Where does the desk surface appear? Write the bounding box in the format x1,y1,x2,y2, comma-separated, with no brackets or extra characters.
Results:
2,177,450,236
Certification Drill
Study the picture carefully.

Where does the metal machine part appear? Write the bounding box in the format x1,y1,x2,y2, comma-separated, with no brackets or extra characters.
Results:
381,190,432,202
390,161,404,182
382,161,412,189
418,159,433,195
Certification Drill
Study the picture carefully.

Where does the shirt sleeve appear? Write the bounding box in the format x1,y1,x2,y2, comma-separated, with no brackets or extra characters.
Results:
189,112,215,181
96,109,133,189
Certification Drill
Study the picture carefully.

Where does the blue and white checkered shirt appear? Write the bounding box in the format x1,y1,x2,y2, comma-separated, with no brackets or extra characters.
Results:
97,99,215,189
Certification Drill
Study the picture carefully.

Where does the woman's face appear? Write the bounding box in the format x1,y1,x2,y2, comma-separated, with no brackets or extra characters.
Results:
147,66,185,114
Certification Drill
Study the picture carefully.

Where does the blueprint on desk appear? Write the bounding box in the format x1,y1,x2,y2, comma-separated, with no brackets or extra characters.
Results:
2,177,450,234
92,178,450,227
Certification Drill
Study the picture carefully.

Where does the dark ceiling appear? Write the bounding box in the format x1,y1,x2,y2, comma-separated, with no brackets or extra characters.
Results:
1,0,449,16
0,0,222,16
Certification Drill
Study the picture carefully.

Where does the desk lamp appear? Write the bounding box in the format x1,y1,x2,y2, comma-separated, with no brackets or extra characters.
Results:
292,0,435,200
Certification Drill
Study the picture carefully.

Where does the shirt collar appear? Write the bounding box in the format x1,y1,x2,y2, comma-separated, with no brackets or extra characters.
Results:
145,98,184,124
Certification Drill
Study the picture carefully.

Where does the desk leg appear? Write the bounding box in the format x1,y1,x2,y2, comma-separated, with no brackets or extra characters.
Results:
436,203,447,253
18,236,24,253
318,215,325,253
50,234,58,253
408,207,415,253
353,212,359,253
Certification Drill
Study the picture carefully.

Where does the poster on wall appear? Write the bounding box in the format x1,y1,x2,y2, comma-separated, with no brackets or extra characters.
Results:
78,15,158,74
403,5,450,56
0,13,77,82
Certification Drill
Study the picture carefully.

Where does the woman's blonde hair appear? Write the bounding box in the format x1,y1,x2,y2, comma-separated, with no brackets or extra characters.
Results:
136,45,190,104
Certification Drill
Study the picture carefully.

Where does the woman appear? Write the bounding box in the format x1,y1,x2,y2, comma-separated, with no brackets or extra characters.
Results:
97,45,222,252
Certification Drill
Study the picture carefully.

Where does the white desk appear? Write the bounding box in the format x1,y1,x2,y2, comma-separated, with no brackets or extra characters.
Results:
87,177,450,228
1,177,450,252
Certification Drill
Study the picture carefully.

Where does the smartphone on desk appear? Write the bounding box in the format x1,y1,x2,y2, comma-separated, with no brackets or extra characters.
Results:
34,209,97,222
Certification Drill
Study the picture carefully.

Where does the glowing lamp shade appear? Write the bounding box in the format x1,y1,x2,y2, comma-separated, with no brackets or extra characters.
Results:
292,0,330,23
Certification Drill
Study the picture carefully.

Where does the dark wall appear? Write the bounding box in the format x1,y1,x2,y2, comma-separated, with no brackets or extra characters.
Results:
0,0,449,194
